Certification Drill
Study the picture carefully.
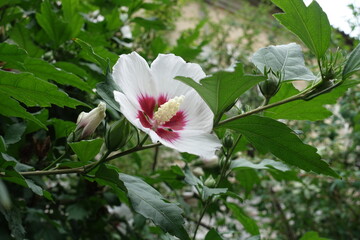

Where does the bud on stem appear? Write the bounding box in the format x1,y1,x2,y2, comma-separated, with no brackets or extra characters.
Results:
105,118,132,151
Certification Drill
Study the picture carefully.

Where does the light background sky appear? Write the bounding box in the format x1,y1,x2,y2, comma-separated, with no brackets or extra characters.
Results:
304,0,360,38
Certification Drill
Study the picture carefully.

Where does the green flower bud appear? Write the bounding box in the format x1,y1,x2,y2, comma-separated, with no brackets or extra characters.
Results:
204,175,216,187
259,71,281,100
105,118,131,151
223,134,234,150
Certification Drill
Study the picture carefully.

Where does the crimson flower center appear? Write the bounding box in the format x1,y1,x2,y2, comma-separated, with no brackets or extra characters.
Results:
137,95,187,142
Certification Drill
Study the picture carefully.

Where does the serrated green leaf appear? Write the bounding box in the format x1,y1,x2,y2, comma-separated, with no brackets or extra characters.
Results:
0,70,84,108
176,63,265,120
25,109,49,134
119,173,190,240
74,38,108,73
219,115,338,177
0,42,27,69
205,228,223,240
0,94,46,129
9,23,45,58
22,58,92,92
226,202,260,235
35,0,71,47
131,17,167,30
69,139,103,162
61,0,83,37
342,43,360,80
251,43,316,81
265,81,357,121
271,0,331,58
231,158,289,172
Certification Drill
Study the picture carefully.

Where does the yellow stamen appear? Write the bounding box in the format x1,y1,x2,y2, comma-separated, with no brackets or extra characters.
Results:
154,95,185,125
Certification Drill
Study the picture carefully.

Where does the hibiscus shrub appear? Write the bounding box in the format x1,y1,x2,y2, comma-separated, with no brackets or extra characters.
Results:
0,0,360,239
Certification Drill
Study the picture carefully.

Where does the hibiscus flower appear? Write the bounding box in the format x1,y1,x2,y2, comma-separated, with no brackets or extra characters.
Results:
112,52,221,158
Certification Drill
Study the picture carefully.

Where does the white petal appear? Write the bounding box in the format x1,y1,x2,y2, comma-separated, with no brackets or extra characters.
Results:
112,52,157,101
114,91,150,134
158,130,221,159
150,54,206,98
180,90,214,132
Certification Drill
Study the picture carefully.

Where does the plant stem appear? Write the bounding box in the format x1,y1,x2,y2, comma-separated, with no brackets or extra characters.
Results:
0,143,161,177
192,200,210,240
192,135,241,239
43,148,69,170
152,146,160,172
83,150,111,174
216,92,306,127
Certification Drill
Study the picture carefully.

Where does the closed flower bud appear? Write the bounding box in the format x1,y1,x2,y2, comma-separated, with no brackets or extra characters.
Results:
204,175,216,187
71,102,106,141
192,167,204,176
105,118,131,151
259,71,281,100
201,155,219,168
223,134,234,150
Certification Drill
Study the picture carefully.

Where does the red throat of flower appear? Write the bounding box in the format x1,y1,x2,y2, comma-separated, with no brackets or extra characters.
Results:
137,95,187,142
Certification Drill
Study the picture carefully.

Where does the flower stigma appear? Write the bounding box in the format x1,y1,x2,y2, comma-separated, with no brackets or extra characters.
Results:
153,95,185,125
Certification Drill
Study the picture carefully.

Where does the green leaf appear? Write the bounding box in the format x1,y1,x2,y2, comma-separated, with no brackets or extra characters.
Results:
183,166,226,200
219,115,338,177
119,173,190,240
265,82,357,121
0,42,27,69
176,63,265,120
96,71,121,110
131,17,167,30
231,158,289,172
271,0,331,58
61,0,84,37
66,203,89,221
234,169,260,194
69,139,104,162
9,23,45,58
226,202,260,235
22,58,92,92
0,136,6,152
0,70,83,108
342,43,360,80
74,38,108,73
251,43,316,81
35,0,71,47
49,118,76,139
300,231,329,240
202,186,227,200
0,179,11,209
0,203,25,240
4,122,26,145
205,229,223,240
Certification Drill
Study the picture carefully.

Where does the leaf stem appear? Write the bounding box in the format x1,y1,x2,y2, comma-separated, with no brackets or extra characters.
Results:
43,147,69,170
83,150,112,174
